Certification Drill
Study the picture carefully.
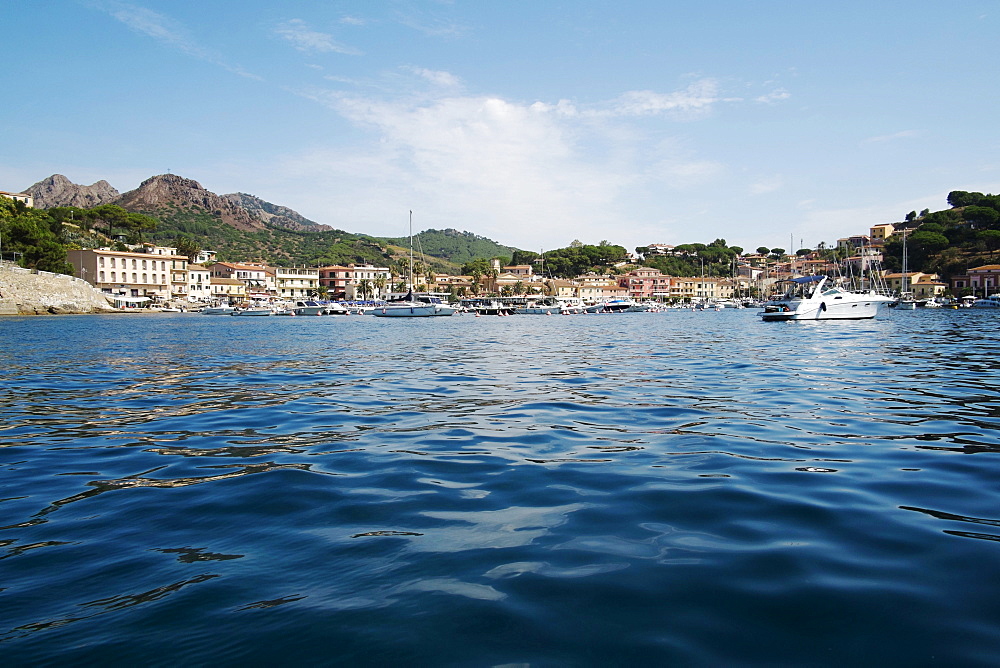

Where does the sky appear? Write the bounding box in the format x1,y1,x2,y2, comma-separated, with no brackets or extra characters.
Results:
4,1,1000,253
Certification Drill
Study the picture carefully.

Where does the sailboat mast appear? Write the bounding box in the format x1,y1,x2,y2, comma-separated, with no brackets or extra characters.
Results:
409,210,414,291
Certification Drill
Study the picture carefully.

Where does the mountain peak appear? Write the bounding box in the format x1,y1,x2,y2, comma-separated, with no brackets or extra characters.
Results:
25,174,120,208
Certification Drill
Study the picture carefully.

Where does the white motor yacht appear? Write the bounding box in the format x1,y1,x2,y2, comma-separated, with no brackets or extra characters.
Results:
760,276,894,321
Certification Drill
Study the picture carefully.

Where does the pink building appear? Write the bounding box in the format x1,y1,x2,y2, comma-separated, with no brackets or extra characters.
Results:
619,267,670,300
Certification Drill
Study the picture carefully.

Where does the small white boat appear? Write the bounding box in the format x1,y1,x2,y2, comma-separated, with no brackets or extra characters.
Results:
516,300,562,315
760,275,894,321
293,300,329,316
201,304,235,315
585,298,636,313
375,292,456,317
971,295,1000,308
232,306,273,316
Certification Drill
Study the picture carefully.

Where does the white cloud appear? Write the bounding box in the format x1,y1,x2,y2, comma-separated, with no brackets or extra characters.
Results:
261,79,758,248
276,19,363,55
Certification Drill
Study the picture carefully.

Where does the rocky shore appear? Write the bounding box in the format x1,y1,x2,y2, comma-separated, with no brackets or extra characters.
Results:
0,264,117,315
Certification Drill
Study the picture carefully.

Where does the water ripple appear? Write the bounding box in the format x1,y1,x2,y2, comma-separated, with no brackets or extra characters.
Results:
1,311,1000,664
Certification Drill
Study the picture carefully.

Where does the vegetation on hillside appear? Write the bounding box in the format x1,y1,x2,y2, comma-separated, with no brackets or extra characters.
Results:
637,239,744,277
381,228,519,267
0,200,97,274
881,190,1000,277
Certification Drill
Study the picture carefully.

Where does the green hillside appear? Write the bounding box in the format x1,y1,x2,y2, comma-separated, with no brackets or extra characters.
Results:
381,228,520,266
147,204,392,266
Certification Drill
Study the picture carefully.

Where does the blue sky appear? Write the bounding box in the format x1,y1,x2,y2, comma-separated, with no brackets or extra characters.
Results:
4,1,999,253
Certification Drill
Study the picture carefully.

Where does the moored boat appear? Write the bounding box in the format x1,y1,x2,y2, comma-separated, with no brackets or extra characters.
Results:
201,304,235,315
760,275,894,321
971,295,1000,308
232,306,273,316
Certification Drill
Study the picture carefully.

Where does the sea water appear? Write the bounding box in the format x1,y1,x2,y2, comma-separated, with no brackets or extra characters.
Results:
1,309,999,665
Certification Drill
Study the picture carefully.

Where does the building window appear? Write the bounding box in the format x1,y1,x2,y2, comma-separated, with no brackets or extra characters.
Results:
111,272,116,282
132,273,138,282
99,271,105,282
110,258,116,268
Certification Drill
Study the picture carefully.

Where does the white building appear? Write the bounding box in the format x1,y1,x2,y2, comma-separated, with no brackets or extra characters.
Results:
67,248,183,302
273,266,319,300
187,265,212,302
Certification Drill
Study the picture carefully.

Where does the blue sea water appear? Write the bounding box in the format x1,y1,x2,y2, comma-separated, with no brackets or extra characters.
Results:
1,308,999,666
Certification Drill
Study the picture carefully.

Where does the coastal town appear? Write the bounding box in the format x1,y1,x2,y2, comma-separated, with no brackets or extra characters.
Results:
52,226,1000,311
3,186,1000,314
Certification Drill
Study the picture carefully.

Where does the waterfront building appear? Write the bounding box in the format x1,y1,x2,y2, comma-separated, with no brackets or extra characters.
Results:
187,265,212,302
211,277,247,303
210,262,270,298
67,248,181,302
950,265,1000,294
576,274,628,301
884,271,937,294
273,266,319,300
318,264,391,299
619,267,670,300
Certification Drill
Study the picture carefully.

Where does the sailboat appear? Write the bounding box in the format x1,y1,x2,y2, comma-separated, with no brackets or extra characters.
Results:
897,230,917,310
374,212,456,318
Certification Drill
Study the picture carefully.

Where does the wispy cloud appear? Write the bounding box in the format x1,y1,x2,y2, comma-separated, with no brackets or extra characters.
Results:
862,129,920,144
404,66,461,88
93,1,260,79
755,88,790,104
601,79,740,119
749,176,783,195
275,19,362,55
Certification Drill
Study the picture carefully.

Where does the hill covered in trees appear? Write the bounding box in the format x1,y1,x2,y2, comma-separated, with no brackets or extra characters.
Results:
880,190,1000,278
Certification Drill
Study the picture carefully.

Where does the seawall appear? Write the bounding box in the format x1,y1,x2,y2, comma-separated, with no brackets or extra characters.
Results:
0,263,116,315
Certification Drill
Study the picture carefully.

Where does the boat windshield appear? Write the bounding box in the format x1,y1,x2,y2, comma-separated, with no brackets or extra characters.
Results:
780,276,825,300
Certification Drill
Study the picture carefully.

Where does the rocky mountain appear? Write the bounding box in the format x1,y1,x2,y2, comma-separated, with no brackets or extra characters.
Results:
114,174,262,232
25,174,119,209
223,192,330,232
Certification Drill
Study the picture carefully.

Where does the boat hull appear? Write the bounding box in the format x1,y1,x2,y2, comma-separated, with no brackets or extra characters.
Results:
374,303,455,317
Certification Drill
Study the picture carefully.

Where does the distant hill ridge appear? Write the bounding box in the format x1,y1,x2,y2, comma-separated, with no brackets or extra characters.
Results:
26,173,330,234
20,173,521,267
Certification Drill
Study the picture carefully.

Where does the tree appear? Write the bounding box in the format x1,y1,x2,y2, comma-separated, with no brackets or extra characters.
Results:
796,248,811,256
0,200,75,274
125,212,158,245
373,273,387,298
977,229,1000,253
174,235,201,261
88,204,129,239
756,247,770,255
769,248,786,258
905,211,917,222
963,206,1000,229
357,278,372,299
510,249,538,266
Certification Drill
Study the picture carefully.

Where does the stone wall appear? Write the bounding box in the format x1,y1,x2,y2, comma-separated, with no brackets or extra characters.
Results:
0,263,116,315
